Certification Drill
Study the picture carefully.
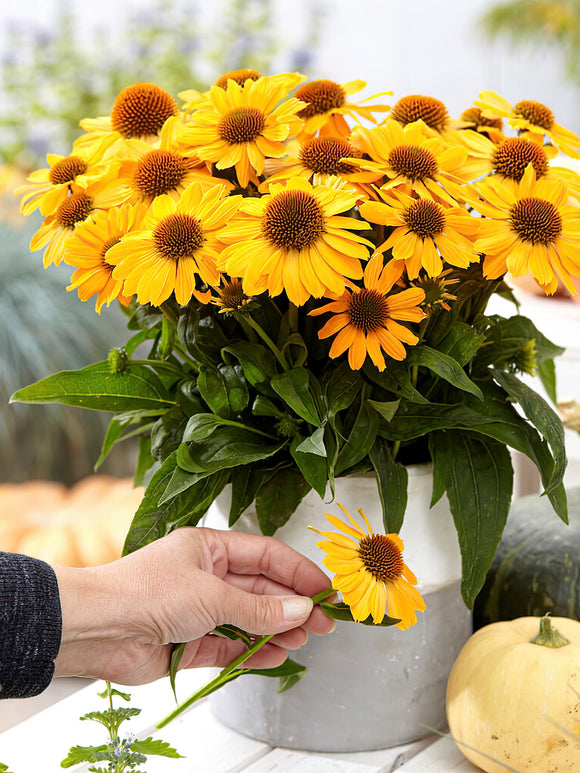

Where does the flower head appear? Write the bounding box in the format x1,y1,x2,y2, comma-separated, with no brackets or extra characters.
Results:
106,182,240,306
218,177,373,306
310,254,425,371
64,203,147,312
309,503,426,628
390,94,450,133
472,164,580,295
74,82,180,160
180,77,306,188
360,189,480,279
474,90,580,159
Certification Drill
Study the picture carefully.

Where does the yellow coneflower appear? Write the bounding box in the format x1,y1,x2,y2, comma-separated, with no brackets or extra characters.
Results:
217,176,373,306
472,164,580,295
64,203,147,313
412,269,459,312
295,79,391,140
29,178,121,267
179,71,305,114
309,254,425,371
308,503,426,628
14,148,112,217
349,119,468,205
260,135,372,191
390,94,450,133
106,182,241,307
359,188,480,278
99,117,220,206
211,276,253,314
179,77,305,188
459,106,505,144
474,90,580,159
73,82,180,160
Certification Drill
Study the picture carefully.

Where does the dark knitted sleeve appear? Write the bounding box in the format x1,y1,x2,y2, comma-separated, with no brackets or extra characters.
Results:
0,552,62,699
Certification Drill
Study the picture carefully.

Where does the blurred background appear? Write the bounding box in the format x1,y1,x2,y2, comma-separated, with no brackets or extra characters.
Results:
0,0,579,562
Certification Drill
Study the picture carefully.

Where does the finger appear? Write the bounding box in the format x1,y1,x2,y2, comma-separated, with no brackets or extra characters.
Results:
269,627,308,650
206,529,331,597
179,635,290,670
223,573,337,636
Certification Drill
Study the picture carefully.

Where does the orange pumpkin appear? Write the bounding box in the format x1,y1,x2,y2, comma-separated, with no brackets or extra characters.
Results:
0,476,143,566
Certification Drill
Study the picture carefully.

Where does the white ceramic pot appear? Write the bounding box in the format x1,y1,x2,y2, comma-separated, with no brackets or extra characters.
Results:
204,463,472,752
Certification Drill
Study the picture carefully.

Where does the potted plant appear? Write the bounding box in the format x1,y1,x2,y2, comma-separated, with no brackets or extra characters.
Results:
10,72,578,750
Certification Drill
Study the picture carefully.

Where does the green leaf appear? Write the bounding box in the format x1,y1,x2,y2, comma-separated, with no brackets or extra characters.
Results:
228,466,266,526
406,345,483,399
538,357,557,404
150,406,187,462
10,361,175,412
436,321,486,366
131,737,183,758
177,305,230,365
177,427,285,474
336,398,378,474
251,395,284,417
169,643,186,702
245,657,307,693
369,437,408,533
134,435,154,487
368,399,400,423
363,361,429,403
319,600,399,626
224,341,278,395
493,370,566,495
281,331,309,368
122,453,229,554
60,744,109,767
295,426,326,457
430,430,513,607
213,624,253,647
271,368,321,426
255,467,310,535
197,364,249,419
290,435,328,498
95,411,159,470
323,361,364,417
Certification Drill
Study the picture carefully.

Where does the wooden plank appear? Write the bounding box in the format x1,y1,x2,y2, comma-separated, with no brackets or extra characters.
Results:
396,735,482,771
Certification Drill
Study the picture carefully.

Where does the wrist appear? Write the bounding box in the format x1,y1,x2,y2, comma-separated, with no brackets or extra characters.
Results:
52,564,126,678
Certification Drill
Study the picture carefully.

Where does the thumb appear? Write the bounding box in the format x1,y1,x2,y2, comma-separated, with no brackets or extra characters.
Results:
212,582,314,635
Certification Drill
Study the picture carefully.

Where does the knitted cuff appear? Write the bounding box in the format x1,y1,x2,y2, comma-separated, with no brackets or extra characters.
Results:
0,552,62,699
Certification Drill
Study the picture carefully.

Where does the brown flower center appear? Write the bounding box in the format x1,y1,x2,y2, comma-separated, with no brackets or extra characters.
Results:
510,197,562,244
55,191,94,229
296,79,346,119
388,144,438,181
111,82,179,139
217,107,266,144
493,137,549,181
298,137,361,175
48,156,88,185
460,107,503,131
514,99,554,132
153,213,205,259
392,95,449,131
217,278,249,310
358,534,404,582
215,69,262,89
262,190,325,250
403,199,445,238
347,288,390,333
132,150,192,199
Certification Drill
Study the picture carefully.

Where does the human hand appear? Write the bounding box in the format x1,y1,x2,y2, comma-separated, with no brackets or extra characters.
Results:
53,527,335,685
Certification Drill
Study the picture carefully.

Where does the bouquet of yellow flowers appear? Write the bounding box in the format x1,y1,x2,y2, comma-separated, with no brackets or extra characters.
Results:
12,71,580,613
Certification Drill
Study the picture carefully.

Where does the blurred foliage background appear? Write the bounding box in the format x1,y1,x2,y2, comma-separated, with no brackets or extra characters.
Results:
480,0,580,90
0,0,319,483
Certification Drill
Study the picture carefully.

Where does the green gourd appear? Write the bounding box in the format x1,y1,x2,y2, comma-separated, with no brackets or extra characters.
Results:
473,486,580,630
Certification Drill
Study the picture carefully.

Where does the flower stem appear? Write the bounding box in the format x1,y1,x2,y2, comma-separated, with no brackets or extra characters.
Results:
156,588,335,729
242,314,289,370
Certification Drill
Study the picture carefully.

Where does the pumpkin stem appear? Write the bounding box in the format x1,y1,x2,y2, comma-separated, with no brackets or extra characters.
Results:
530,614,570,648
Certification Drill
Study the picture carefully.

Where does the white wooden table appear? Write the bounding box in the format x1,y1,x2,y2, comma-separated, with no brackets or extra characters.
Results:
0,669,482,772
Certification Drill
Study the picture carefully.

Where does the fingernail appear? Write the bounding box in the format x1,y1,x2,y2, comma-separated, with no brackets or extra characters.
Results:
282,596,313,622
